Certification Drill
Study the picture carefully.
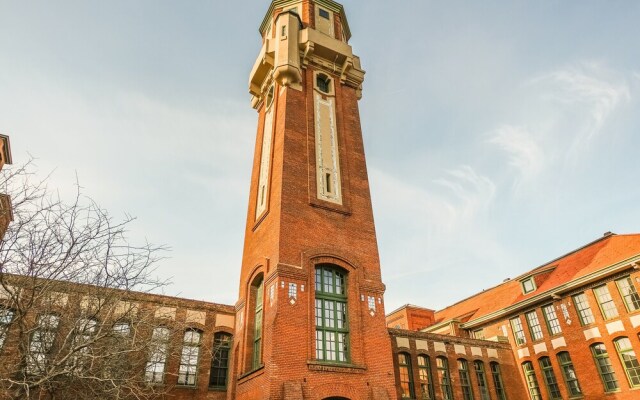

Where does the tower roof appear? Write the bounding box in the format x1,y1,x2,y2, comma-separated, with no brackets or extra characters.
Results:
259,0,352,41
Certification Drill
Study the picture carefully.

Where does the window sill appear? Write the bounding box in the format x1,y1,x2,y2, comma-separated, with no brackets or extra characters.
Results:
175,385,197,390
208,386,228,392
238,365,265,383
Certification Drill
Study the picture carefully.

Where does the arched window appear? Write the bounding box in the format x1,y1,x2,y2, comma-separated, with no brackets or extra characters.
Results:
316,74,331,93
251,276,264,370
0,308,14,351
474,360,490,400
457,359,474,400
398,353,415,398
417,355,435,399
178,329,202,386
210,332,232,388
556,352,581,397
614,337,640,388
490,362,507,400
436,357,453,400
145,326,170,383
522,361,542,400
590,342,619,392
27,314,60,374
315,265,348,362
538,356,561,399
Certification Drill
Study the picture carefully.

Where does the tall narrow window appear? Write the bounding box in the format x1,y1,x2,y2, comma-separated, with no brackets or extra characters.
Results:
0,308,14,350
525,311,544,341
458,359,474,400
210,332,232,388
510,317,526,345
490,362,507,400
557,352,582,397
616,277,640,312
314,77,342,205
256,86,275,219
315,265,348,362
542,304,562,335
145,327,170,383
317,74,331,93
70,318,97,371
590,342,619,392
398,353,415,398
252,277,264,370
27,314,60,374
418,355,435,400
178,329,202,386
614,337,640,387
593,285,619,320
538,357,562,399
572,293,595,325
522,361,542,400
474,360,490,400
436,357,453,400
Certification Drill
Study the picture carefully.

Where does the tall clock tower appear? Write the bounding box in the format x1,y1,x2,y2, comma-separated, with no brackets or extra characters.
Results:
230,1,395,399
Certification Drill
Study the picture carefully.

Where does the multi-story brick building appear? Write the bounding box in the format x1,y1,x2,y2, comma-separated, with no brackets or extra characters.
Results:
0,134,12,239
2,1,640,400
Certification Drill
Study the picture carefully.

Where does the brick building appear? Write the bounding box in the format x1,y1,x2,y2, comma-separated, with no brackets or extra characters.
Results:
0,134,12,239
3,1,640,400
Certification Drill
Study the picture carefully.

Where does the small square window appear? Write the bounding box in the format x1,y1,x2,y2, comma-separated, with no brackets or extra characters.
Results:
319,8,330,19
522,278,536,294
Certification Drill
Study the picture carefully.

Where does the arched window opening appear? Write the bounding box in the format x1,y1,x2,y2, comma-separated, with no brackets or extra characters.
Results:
398,352,415,398
315,264,348,363
178,329,202,386
522,361,542,400
418,355,435,399
556,352,582,397
457,359,473,400
210,332,232,388
538,356,561,399
490,362,507,400
252,276,264,370
474,360,490,400
317,74,331,93
591,342,620,392
614,337,640,388
145,326,170,383
436,357,453,400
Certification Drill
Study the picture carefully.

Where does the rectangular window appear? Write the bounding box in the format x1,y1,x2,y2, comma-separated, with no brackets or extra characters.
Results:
288,283,297,299
594,285,619,320
367,296,376,311
572,293,595,325
614,337,640,388
539,357,562,399
525,311,544,341
591,343,620,392
178,330,201,386
418,355,435,399
472,328,485,340
458,360,474,400
491,362,507,400
522,277,536,294
0,309,14,350
315,266,348,363
510,317,526,345
616,276,640,312
474,361,490,400
319,8,330,19
436,357,454,400
523,362,542,400
542,304,562,335
399,353,415,398
145,327,170,383
27,314,60,374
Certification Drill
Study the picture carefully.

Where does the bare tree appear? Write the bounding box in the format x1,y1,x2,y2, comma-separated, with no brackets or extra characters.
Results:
0,161,190,400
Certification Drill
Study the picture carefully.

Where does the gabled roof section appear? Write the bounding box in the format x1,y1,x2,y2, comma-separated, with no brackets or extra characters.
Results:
434,233,640,326
259,0,352,40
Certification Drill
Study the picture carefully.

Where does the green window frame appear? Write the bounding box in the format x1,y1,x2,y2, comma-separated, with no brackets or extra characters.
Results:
209,332,232,389
436,357,454,400
474,360,491,400
418,355,435,400
593,285,619,320
557,352,582,397
315,265,349,363
510,317,526,345
458,359,474,400
538,357,561,399
614,337,640,387
590,342,619,392
572,293,595,325
522,277,536,294
0,308,14,351
522,362,542,400
542,304,562,335
615,277,640,312
399,353,415,399
525,311,544,341
490,362,507,400
252,277,264,370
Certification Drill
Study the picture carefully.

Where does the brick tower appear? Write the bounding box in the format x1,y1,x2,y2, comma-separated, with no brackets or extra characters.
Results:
230,1,395,399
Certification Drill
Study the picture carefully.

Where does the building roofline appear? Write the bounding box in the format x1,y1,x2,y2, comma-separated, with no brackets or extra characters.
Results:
259,0,351,40
386,303,435,317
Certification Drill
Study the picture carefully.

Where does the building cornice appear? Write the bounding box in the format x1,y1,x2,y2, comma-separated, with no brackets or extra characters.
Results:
259,0,351,41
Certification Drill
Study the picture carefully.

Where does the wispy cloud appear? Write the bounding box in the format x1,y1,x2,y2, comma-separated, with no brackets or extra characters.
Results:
489,125,545,182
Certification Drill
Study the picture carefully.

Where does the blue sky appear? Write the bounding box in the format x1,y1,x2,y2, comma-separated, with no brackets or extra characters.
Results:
1,1,639,312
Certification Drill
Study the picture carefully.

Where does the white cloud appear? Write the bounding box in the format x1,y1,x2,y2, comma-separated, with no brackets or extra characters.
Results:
489,125,545,181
